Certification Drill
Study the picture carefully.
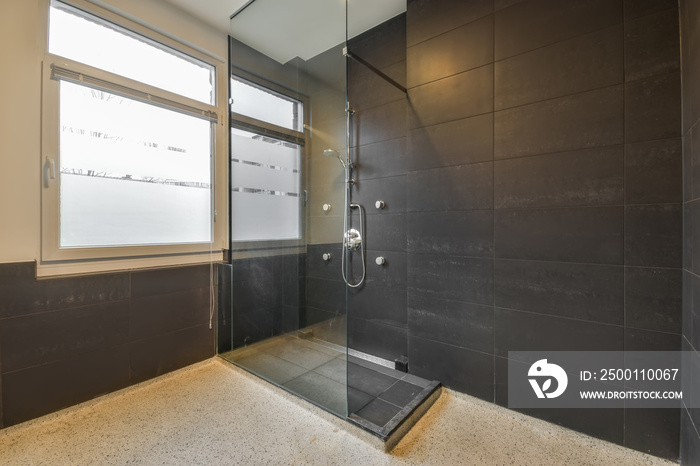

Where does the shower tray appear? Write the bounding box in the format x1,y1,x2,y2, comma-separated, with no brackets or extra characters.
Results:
219,331,442,450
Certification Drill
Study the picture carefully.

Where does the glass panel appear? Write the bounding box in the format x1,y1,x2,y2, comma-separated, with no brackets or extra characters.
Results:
59,81,211,247
223,0,349,418
49,1,215,104
231,78,303,131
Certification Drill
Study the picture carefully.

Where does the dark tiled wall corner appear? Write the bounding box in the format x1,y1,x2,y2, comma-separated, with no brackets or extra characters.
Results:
681,0,700,463
404,0,682,459
0,262,216,427
226,254,306,349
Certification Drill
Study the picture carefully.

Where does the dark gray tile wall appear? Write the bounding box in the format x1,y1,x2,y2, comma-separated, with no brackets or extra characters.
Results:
0,262,216,427
402,0,682,459
224,254,305,349
680,0,700,463
345,14,409,363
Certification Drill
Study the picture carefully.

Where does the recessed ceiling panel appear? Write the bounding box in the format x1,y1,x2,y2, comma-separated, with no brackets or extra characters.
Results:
229,0,405,64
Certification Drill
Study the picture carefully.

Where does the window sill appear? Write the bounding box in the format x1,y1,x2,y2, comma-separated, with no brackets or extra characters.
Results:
36,250,223,278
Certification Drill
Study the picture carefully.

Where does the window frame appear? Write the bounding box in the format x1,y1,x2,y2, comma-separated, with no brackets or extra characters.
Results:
229,67,309,252
40,0,226,266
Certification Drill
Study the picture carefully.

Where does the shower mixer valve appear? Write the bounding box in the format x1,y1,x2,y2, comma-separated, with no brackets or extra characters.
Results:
344,228,362,251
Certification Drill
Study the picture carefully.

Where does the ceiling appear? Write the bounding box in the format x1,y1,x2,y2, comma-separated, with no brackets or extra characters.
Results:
159,0,406,63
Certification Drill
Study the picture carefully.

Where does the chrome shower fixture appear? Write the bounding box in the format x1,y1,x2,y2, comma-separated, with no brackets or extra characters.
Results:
323,148,353,169
342,202,366,288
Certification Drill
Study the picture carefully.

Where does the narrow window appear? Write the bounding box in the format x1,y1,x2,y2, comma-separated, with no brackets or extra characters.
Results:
229,74,305,243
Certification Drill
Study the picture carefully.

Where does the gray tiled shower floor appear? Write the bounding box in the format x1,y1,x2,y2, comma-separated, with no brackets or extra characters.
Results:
220,334,434,431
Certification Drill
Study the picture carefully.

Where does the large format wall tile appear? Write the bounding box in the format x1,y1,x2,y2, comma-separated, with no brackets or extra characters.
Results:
625,0,678,20
407,162,493,212
407,0,493,47
494,207,624,264
495,0,622,60
348,284,407,328
624,204,682,267
0,263,130,318
494,86,624,160
624,408,680,459
407,114,493,171
624,8,680,82
494,146,624,208
495,259,624,324
408,293,494,354
363,213,407,252
352,176,406,214
495,25,623,110
2,346,131,426
1,301,130,373
692,125,700,200
408,64,493,129
688,0,700,125
129,287,211,341
693,201,700,274
356,99,407,146
407,16,493,88
128,325,213,385
408,335,493,400
625,72,682,143
349,318,407,362
408,254,494,305
131,264,211,297
624,327,681,351
625,267,682,333
681,407,700,465
349,60,407,111
349,13,406,68
407,210,493,257
494,308,624,356
361,249,407,289
625,138,682,204
353,138,407,180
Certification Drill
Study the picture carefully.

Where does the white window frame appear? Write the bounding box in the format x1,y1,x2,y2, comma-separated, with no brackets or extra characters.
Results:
40,0,227,270
229,69,308,251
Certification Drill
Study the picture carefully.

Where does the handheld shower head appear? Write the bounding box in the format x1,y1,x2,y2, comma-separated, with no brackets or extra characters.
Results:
323,148,347,168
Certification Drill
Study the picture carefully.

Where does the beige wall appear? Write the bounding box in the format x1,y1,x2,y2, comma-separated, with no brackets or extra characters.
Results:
0,0,228,267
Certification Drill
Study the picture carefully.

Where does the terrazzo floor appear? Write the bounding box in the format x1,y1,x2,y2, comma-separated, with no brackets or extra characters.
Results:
0,358,674,465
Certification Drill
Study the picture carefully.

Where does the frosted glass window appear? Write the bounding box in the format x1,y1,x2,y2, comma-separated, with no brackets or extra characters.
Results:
231,129,301,241
231,78,302,131
49,1,214,104
59,81,212,247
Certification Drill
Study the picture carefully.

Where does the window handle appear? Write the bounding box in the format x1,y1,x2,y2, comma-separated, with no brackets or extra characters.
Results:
43,156,55,188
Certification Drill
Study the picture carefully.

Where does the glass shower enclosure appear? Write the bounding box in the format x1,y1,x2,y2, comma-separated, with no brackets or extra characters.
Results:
219,0,351,417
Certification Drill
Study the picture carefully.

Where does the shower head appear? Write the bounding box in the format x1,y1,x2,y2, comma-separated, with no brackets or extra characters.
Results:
323,148,348,169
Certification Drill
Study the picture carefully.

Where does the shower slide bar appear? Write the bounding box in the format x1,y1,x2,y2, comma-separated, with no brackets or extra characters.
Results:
343,47,407,94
